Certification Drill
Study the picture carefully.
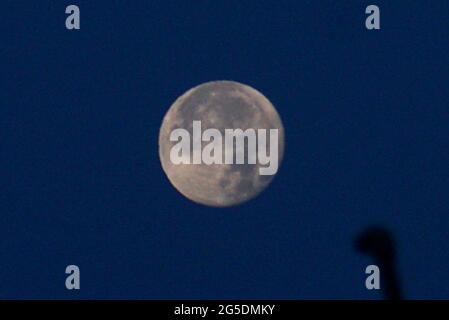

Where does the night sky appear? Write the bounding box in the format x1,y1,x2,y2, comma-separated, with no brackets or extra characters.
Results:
1,1,449,299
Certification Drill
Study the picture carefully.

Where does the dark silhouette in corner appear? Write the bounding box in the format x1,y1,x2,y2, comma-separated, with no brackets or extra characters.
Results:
355,226,402,300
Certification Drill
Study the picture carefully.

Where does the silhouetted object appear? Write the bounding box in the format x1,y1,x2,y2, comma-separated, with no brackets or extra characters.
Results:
355,226,402,300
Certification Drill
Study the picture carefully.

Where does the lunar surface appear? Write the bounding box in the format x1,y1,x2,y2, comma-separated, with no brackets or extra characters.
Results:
159,81,284,207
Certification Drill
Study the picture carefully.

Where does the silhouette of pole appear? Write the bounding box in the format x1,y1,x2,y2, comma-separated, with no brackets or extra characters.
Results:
355,226,402,300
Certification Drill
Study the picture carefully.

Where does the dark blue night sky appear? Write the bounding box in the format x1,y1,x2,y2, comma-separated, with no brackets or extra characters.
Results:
1,1,449,299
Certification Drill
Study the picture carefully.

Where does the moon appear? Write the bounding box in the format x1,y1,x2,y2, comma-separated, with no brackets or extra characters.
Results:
159,80,284,207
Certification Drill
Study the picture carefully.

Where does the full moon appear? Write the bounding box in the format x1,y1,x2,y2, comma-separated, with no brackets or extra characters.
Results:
159,81,284,207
